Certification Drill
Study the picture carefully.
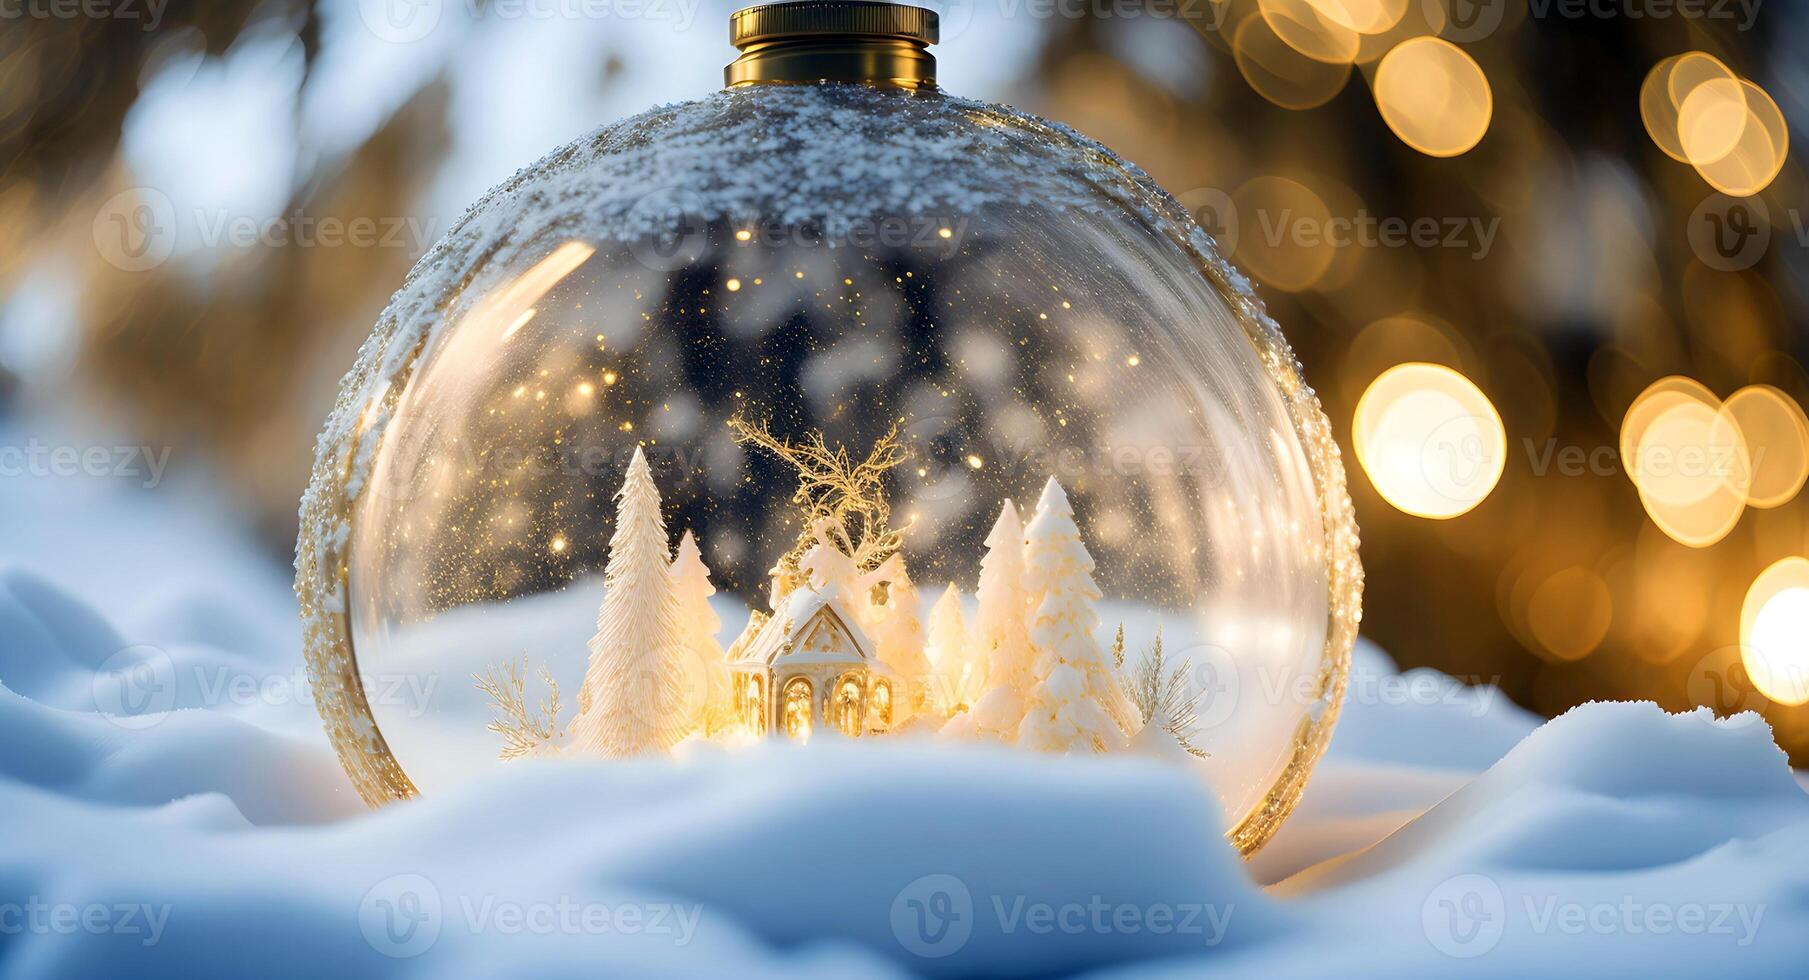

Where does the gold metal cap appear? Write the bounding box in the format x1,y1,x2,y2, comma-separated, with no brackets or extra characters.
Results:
726,2,939,90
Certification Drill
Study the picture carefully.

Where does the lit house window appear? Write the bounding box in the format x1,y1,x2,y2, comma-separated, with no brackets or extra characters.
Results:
834,675,865,736
782,677,813,740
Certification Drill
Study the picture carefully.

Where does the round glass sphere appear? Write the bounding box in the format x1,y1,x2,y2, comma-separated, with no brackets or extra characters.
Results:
298,82,1360,855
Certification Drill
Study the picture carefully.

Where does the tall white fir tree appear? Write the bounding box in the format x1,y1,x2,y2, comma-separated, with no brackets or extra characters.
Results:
670,529,729,736
569,446,689,758
925,583,978,714
865,553,928,725
1016,477,1139,752
958,499,1036,741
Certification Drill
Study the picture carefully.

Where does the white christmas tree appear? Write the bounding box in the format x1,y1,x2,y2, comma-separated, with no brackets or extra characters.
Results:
925,583,979,714
568,446,689,758
670,529,730,737
1016,477,1139,753
955,499,1036,741
868,554,929,725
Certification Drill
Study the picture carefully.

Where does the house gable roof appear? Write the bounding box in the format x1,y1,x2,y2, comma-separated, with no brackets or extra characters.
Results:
732,585,872,668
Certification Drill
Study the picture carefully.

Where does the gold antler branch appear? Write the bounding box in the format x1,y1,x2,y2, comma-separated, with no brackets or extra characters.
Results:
729,413,909,574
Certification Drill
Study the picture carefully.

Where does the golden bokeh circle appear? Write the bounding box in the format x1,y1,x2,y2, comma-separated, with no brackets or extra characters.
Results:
1260,0,1363,65
1693,80,1789,197
1677,76,1749,166
1233,10,1354,111
1353,362,1505,519
1373,36,1492,157
1741,557,1809,706
1527,566,1613,662
1724,384,1809,508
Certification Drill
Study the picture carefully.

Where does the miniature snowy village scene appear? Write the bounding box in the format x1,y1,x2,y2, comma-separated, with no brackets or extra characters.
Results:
470,417,1208,765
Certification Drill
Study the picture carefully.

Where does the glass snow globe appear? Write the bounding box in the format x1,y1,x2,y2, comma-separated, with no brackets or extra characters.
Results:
297,1,1361,856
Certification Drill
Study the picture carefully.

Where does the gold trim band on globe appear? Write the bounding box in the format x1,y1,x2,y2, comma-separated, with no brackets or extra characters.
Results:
295,105,1361,861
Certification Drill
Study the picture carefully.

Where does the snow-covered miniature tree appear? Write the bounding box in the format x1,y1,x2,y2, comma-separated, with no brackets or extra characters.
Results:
925,583,979,714
1016,478,1139,752
568,446,689,758
868,554,929,724
671,529,730,737
954,500,1036,741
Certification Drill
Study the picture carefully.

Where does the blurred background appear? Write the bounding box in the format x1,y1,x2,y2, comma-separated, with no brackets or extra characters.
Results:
3,0,1807,760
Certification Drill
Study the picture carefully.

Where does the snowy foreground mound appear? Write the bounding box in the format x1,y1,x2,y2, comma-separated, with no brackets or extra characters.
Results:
3,562,1809,977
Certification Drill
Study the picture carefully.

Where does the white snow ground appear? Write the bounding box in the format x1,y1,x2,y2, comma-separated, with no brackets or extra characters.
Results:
2,426,1807,977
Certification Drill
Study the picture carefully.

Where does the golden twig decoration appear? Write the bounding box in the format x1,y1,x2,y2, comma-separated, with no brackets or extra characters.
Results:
1120,627,1209,758
728,413,909,574
473,657,563,760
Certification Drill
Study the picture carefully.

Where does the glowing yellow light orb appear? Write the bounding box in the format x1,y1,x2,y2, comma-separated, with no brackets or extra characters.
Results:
1260,0,1361,65
1677,76,1749,166
1724,385,1809,508
1620,378,1750,548
1373,36,1492,158
1232,12,1353,111
1692,80,1788,197
1353,362,1505,518
1741,557,1809,706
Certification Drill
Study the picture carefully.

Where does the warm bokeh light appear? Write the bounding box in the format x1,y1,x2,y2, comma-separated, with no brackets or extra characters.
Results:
1232,11,1353,110
1260,0,1361,65
1353,363,1505,519
1724,385,1809,508
1638,51,1787,196
1232,175,1338,290
1527,566,1614,662
1373,37,1492,157
1741,557,1809,706
1692,79,1788,197
1639,54,1697,162
1315,0,1409,34
1676,76,1748,166
1620,378,1750,548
